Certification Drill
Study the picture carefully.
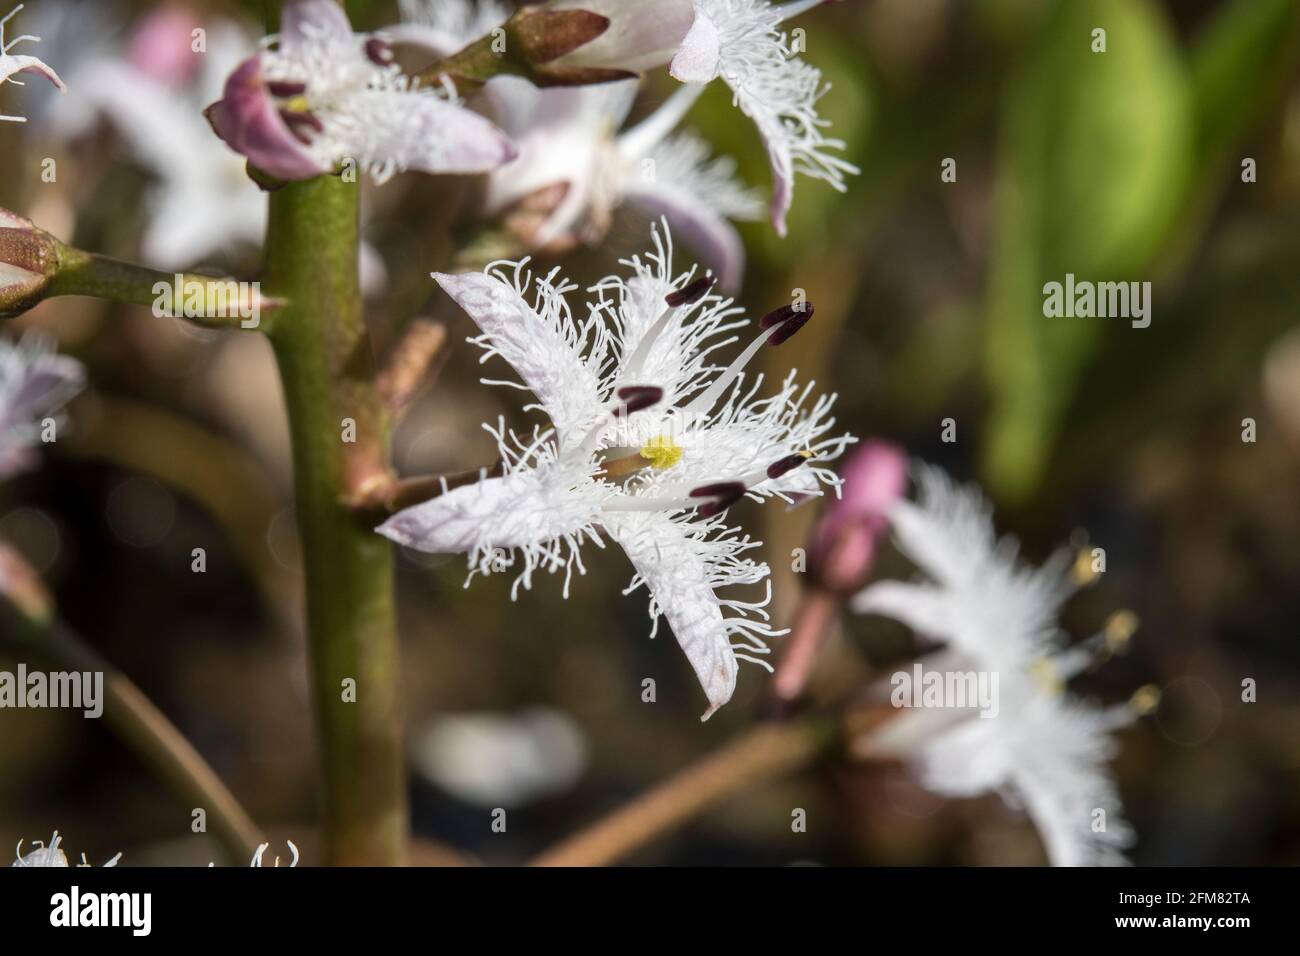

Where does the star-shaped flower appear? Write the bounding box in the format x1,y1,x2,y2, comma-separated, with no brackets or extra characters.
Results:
206,0,515,184
378,225,853,718
0,3,66,123
854,465,1140,865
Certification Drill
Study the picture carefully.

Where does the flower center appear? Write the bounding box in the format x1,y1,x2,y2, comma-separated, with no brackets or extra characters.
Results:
639,435,683,470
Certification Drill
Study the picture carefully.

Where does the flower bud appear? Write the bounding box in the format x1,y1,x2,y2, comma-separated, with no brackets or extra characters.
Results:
808,440,908,593
541,0,696,74
0,210,60,318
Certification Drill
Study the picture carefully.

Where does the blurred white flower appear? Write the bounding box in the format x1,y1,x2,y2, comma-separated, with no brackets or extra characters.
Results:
411,707,586,807
482,77,762,290
378,225,852,718
49,15,264,271
12,831,121,867
854,465,1139,866
0,3,66,123
0,332,84,480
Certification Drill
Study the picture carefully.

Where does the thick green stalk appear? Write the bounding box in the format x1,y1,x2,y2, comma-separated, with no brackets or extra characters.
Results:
262,175,406,866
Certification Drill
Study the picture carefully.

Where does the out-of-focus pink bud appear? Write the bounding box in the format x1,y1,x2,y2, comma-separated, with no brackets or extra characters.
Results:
0,209,60,318
204,56,327,182
126,5,202,89
808,440,908,593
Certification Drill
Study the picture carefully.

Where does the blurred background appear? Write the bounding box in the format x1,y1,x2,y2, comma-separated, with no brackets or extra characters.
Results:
2,0,1299,865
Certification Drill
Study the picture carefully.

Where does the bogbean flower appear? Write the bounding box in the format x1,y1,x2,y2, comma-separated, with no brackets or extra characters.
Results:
482,78,763,291
378,226,853,718
394,0,762,290
0,3,65,123
0,330,85,480
669,0,858,235
12,831,121,867
853,466,1143,866
206,0,515,184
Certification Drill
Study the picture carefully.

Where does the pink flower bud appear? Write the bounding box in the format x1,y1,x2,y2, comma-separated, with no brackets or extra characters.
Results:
126,5,202,89
809,440,908,592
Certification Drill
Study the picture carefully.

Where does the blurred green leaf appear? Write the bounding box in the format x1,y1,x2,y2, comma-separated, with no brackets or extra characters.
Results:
1190,0,1300,170
983,0,1192,502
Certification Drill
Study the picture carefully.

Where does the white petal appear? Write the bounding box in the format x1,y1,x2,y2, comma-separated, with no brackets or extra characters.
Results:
607,514,737,719
433,268,606,444
625,186,745,293
329,89,515,181
279,0,353,53
851,580,955,638
377,468,599,555
621,131,762,292
668,9,721,83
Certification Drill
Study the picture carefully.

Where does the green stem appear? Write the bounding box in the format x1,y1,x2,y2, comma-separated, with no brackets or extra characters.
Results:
262,174,406,866
48,247,275,330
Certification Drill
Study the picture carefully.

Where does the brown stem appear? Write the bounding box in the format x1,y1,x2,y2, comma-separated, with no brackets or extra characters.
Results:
529,718,835,867
1,600,263,863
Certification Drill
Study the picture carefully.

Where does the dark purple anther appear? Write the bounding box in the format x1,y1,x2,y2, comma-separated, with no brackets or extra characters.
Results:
614,385,664,416
766,453,810,480
690,481,747,517
665,275,716,307
760,302,814,346
365,37,395,66
266,79,307,98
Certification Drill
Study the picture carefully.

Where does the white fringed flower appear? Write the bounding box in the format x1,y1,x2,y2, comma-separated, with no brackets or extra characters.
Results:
207,0,513,184
0,4,65,123
853,465,1138,866
670,0,857,235
13,831,121,867
0,332,85,480
379,225,853,718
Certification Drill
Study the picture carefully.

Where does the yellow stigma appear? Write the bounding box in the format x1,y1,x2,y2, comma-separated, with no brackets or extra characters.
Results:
639,435,683,470
282,95,311,113
1030,658,1064,697
1129,684,1161,715
1070,547,1100,586
1104,610,1139,651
